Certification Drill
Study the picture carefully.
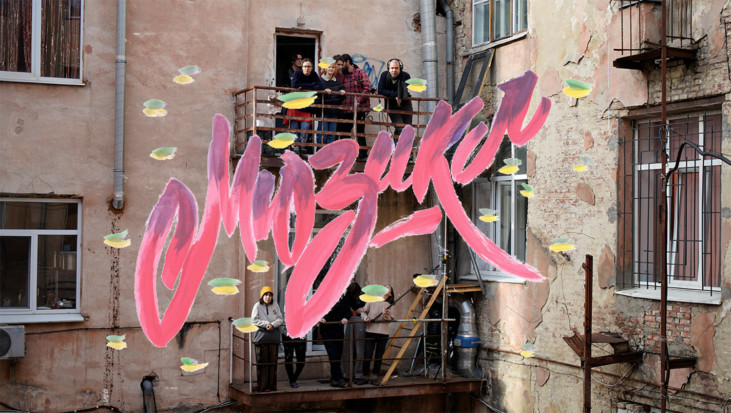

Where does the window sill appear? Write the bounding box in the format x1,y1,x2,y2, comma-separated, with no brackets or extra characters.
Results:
0,76,86,86
0,313,86,324
615,288,723,305
461,273,526,284
468,31,528,55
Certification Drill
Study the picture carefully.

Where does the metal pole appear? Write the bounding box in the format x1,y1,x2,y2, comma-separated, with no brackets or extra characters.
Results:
660,0,669,411
583,255,594,413
248,335,253,393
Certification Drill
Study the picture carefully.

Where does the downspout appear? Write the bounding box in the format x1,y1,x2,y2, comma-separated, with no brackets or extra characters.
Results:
420,0,438,113
437,0,455,103
112,0,127,211
450,294,484,379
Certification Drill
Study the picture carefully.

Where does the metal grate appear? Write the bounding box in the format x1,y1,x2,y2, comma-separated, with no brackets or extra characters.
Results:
618,112,723,294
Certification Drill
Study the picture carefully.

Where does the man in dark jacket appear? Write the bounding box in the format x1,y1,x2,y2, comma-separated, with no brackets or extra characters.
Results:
377,58,413,137
319,294,351,387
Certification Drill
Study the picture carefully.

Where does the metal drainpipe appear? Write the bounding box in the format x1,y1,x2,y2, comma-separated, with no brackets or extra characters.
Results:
112,0,127,211
420,0,438,114
437,0,455,103
450,294,484,379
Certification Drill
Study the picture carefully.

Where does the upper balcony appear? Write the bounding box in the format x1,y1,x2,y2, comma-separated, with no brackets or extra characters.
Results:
613,0,697,70
232,86,442,168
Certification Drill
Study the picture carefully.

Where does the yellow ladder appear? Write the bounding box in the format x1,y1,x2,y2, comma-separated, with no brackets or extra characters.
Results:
379,275,447,386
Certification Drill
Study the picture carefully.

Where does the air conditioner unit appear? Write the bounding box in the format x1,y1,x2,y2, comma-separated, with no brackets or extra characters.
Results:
0,325,25,359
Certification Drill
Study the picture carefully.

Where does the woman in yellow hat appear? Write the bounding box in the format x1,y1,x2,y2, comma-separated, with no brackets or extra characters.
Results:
252,286,283,392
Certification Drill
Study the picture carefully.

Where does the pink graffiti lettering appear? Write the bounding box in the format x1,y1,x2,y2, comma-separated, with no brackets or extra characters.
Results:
135,70,550,345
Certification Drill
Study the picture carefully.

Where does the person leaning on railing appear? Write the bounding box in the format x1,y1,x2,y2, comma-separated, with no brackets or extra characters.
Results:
377,58,413,137
340,53,372,160
360,285,395,386
251,286,283,392
318,61,346,145
289,58,323,155
319,292,351,388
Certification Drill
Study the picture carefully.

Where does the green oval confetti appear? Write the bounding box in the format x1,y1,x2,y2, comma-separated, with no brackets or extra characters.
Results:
565,79,592,90
178,65,201,76
143,99,166,109
361,284,388,297
278,91,318,103
207,278,242,287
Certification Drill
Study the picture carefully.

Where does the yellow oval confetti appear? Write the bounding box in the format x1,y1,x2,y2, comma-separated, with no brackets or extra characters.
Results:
235,324,259,333
143,107,168,118
180,363,209,372
520,190,534,198
360,293,386,303
498,165,519,175
318,61,330,69
407,84,427,93
107,341,127,350
373,104,383,112
573,164,587,172
247,262,270,273
282,97,317,110
563,87,591,98
104,238,131,248
479,215,499,222
173,74,194,85
549,243,575,252
520,350,535,358
211,285,240,295
268,133,296,149
413,275,439,288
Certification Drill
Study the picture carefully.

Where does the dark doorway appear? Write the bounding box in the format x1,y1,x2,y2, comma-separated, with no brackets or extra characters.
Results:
275,34,318,88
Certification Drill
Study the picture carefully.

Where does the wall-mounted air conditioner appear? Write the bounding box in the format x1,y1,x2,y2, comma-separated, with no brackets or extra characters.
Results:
0,325,25,359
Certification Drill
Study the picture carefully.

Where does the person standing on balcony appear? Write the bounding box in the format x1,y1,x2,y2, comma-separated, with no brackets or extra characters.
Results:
340,54,372,160
361,285,395,385
319,293,351,388
289,58,323,155
377,58,413,137
343,281,366,384
318,61,345,146
281,325,307,388
252,286,283,392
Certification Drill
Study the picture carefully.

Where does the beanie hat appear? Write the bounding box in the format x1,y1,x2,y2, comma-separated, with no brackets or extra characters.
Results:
260,286,273,298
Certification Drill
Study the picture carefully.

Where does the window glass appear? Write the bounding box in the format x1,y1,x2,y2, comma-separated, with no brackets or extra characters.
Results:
40,0,82,79
0,236,31,308
37,234,77,309
473,1,490,45
1,201,78,230
0,0,32,73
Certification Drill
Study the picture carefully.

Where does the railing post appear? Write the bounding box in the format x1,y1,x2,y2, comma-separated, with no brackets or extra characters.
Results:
248,335,253,393
349,321,354,387
252,87,257,139
353,98,358,141
229,322,234,385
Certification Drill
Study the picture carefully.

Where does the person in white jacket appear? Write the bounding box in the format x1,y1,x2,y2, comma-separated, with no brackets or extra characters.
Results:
252,286,283,392
360,285,395,385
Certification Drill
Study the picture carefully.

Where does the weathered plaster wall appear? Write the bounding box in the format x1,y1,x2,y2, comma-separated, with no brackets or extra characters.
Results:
0,1,435,411
450,0,731,410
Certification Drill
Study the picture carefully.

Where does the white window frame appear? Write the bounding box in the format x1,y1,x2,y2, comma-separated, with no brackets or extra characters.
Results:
472,0,528,46
0,0,85,85
617,112,723,305
464,142,528,283
0,198,84,323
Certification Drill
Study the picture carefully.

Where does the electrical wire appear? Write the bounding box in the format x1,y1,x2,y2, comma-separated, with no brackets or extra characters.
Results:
467,393,506,413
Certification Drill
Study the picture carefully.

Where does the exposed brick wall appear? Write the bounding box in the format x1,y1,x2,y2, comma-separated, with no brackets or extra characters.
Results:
644,303,693,353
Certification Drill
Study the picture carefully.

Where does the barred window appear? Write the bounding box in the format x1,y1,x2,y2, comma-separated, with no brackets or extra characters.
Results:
618,111,723,300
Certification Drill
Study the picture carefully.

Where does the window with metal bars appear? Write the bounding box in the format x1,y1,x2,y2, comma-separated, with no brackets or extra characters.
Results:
617,111,723,297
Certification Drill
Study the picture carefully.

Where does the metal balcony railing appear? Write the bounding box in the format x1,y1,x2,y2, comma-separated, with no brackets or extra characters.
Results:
229,317,460,392
232,86,442,159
